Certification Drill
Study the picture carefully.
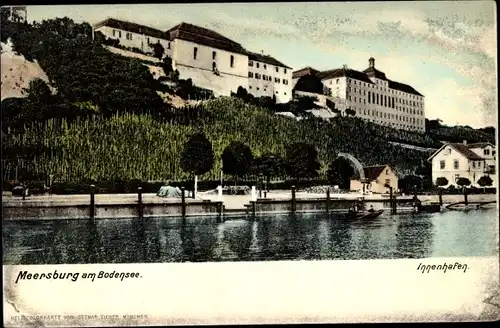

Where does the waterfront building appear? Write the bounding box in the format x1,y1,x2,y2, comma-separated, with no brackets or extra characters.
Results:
427,141,497,188
350,165,398,194
94,18,170,55
94,18,292,101
292,58,425,133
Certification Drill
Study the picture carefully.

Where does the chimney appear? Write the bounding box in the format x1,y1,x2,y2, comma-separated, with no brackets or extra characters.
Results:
342,64,348,70
261,49,264,55
463,140,467,145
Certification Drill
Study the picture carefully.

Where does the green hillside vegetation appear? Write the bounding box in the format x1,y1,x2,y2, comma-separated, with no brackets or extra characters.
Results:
1,16,495,186
3,97,430,182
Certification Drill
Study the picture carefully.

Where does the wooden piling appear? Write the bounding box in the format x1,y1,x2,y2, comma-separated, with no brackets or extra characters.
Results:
181,187,186,218
326,188,330,214
463,187,468,206
252,201,256,217
218,201,223,219
291,185,296,213
22,184,26,201
137,187,143,219
389,187,394,214
90,184,95,221
438,188,443,206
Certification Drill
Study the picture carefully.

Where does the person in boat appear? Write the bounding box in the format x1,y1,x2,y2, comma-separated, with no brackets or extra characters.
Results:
368,205,375,212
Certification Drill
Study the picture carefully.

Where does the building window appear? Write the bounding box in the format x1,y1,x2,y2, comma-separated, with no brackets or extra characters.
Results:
454,160,459,169
255,73,261,79
147,37,150,44
283,79,288,85
230,55,234,67
212,51,216,60
212,62,217,72
168,42,171,49
336,79,339,84
118,31,122,38
249,61,253,67
248,72,253,78
113,29,117,37
275,67,279,72
440,160,445,169
472,161,476,169
376,94,379,105
257,87,259,90
454,174,460,182
478,161,482,168
484,149,490,156
256,63,260,68
275,77,280,83
284,68,287,74
193,47,198,60
263,64,267,69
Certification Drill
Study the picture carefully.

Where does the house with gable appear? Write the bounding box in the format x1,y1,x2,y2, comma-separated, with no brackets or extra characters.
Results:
427,140,497,188
350,165,398,194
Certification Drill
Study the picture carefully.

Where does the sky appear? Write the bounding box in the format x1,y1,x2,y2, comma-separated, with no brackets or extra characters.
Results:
25,2,497,128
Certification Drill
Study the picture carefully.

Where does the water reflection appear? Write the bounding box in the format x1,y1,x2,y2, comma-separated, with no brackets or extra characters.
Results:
2,209,497,265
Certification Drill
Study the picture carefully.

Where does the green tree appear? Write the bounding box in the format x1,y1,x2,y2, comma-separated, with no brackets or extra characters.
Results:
477,175,493,192
435,177,448,188
252,153,284,186
222,141,254,184
150,42,164,60
162,55,173,75
285,142,320,182
456,177,471,188
345,108,356,117
180,133,214,197
327,158,355,189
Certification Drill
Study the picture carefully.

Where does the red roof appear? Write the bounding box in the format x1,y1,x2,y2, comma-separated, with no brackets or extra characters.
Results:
292,67,319,79
428,142,485,161
165,22,247,54
363,165,390,180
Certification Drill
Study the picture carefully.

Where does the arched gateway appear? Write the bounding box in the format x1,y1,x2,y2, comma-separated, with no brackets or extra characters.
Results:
337,152,367,182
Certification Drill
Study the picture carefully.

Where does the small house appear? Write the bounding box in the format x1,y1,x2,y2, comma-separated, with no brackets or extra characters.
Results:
350,165,398,194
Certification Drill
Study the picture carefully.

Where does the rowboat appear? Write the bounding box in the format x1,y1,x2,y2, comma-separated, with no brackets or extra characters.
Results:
349,209,384,220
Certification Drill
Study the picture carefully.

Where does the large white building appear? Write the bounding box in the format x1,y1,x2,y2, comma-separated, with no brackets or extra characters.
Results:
292,58,426,132
94,18,170,55
428,141,497,188
247,51,293,103
93,18,293,102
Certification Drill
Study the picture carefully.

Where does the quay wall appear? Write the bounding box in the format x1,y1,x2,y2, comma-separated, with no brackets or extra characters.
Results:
2,200,222,221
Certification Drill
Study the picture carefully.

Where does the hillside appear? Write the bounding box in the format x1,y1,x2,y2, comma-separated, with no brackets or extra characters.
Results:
1,40,53,100
0,17,495,185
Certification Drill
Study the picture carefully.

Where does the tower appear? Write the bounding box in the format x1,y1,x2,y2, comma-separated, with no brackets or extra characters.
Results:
369,57,375,68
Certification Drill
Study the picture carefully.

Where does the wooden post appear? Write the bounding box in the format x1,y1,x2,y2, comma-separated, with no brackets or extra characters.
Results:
291,185,296,213
218,201,223,219
438,188,443,206
252,201,256,217
392,191,397,214
389,186,393,214
90,184,95,221
463,187,468,206
181,187,186,218
137,187,143,219
22,184,26,200
326,187,330,214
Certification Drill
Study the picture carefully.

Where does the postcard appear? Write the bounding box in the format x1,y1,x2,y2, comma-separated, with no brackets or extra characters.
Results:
2,1,499,326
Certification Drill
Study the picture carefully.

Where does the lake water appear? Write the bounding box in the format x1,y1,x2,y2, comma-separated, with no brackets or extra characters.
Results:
2,209,498,264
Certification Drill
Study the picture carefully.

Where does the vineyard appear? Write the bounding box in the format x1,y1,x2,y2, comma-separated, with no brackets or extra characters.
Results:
2,97,432,183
